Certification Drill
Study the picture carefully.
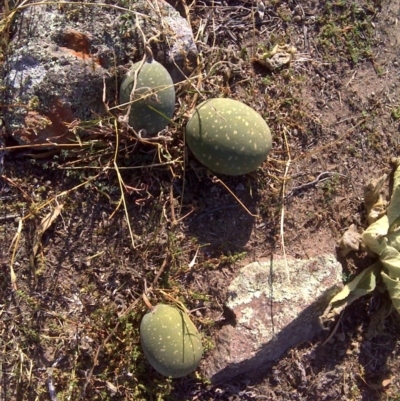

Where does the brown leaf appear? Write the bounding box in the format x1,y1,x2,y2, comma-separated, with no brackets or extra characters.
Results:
382,378,392,387
339,224,361,256
364,174,387,210
364,174,387,224
31,203,64,259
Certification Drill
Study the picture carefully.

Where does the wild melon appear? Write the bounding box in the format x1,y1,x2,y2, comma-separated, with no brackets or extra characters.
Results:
140,304,203,378
185,98,272,175
119,58,175,135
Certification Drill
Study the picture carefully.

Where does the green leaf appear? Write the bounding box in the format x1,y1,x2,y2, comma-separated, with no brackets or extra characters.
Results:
381,271,400,315
362,215,389,255
320,263,381,326
388,186,400,230
388,164,400,230
386,228,400,251
380,244,400,279
329,262,380,306
321,262,381,327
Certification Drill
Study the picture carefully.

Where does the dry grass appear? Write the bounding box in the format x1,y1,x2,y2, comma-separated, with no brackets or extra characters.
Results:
1,0,399,400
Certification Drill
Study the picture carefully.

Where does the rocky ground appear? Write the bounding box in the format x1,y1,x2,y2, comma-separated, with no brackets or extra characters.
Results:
1,0,400,400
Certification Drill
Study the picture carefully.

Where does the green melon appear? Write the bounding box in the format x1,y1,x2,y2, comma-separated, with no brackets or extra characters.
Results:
185,98,272,175
119,59,175,135
140,304,203,378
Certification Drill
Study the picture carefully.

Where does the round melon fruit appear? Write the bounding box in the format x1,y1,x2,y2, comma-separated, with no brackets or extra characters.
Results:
119,59,175,135
185,98,272,175
140,304,203,378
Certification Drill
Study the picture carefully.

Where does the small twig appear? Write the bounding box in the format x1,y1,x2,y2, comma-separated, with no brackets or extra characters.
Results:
345,69,358,87
1,175,32,201
150,255,170,291
112,119,139,248
47,356,65,401
0,214,18,222
292,118,366,163
8,218,22,291
142,293,154,310
169,182,177,225
212,176,257,218
285,172,345,199
13,1,150,19
281,126,291,283
322,310,344,346
188,205,239,226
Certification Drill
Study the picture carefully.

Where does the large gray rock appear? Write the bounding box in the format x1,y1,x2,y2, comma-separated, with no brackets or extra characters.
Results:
203,254,343,383
1,0,197,144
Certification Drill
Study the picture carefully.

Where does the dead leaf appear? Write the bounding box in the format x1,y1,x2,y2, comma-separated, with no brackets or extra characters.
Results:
339,224,361,256
9,218,23,291
31,203,64,261
106,381,118,394
364,174,387,224
370,377,393,390
382,378,392,387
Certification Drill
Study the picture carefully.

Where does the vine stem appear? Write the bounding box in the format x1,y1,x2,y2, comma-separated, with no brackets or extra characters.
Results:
142,293,154,311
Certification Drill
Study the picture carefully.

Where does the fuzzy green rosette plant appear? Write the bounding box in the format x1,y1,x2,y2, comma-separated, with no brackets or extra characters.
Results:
322,159,400,324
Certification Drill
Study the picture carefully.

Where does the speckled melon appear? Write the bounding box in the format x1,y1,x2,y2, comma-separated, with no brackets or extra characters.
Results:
140,304,203,378
185,98,272,175
119,59,175,135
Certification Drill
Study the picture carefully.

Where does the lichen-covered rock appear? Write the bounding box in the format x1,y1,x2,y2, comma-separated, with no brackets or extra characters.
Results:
119,59,175,134
186,98,272,175
202,254,343,383
1,0,197,145
140,304,203,378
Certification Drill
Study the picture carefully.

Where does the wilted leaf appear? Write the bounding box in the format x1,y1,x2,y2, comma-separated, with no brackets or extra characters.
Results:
339,224,361,256
382,378,393,387
362,215,389,255
321,263,380,324
381,271,400,315
387,186,400,230
368,197,387,225
393,158,400,188
380,244,400,279
31,203,64,259
106,381,118,394
364,174,387,224
386,228,400,251
388,162,400,230
331,263,380,304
